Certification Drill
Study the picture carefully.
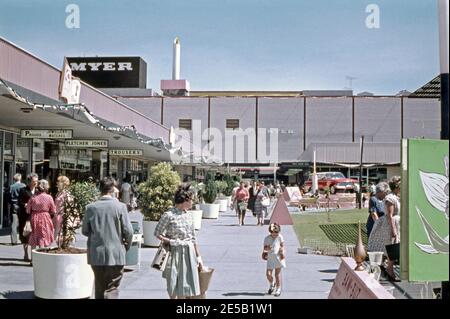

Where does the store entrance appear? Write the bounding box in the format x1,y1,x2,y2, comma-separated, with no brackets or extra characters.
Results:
2,160,13,228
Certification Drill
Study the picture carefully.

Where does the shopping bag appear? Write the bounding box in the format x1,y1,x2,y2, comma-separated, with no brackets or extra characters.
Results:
191,267,215,299
23,221,32,237
261,197,270,207
151,243,170,271
385,243,400,263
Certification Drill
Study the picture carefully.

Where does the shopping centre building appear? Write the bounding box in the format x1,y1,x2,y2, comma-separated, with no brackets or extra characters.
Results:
0,36,442,228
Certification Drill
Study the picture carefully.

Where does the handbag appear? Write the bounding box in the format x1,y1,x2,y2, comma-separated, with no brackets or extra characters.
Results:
385,243,400,263
23,220,32,237
151,242,170,271
238,201,247,211
261,197,270,207
191,267,215,299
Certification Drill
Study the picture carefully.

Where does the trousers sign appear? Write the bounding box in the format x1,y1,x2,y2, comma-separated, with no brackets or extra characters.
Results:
20,129,73,139
109,149,143,156
65,140,109,148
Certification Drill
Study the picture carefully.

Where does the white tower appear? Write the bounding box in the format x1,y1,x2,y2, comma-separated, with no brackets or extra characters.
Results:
173,37,180,80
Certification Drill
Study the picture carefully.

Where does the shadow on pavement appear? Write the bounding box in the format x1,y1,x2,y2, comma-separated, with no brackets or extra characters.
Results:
321,279,335,283
319,269,338,274
0,290,35,299
0,262,32,267
223,292,266,297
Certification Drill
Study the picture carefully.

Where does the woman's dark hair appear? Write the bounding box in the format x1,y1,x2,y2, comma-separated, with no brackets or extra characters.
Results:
174,183,194,204
100,177,116,195
389,176,401,191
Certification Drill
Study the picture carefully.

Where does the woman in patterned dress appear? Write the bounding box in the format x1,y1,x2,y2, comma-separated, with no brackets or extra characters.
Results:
367,176,401,281
53,176,71,246
154,183,203,299
27,179,56,251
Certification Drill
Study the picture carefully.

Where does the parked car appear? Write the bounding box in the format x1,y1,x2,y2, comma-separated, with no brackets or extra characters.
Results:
303,172,358,194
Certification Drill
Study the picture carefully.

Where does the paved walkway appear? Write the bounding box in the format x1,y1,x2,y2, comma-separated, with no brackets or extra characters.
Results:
0,207,340,299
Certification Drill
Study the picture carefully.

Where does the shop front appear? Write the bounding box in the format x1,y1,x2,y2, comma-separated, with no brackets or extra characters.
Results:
0,129,32,228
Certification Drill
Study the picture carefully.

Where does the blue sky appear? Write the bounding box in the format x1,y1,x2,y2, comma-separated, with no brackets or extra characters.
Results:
0,0,440,94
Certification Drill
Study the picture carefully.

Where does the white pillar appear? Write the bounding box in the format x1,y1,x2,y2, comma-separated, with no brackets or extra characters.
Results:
173,37,180,80
438,0,449,74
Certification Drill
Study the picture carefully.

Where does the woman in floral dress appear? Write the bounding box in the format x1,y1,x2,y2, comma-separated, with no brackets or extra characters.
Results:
154,183,204,299
27,179,56,251
368,176,401,281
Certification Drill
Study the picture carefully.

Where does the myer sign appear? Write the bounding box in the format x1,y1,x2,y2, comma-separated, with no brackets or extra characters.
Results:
109,149,143,156
66,57,147,88
20,129,72,139
65,140,108,148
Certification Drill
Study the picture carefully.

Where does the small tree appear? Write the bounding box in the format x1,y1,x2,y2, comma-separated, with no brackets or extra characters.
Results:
202,172,218,204
61,181,99,250
215,180,227,197
223,173,236,197
138,162,181,221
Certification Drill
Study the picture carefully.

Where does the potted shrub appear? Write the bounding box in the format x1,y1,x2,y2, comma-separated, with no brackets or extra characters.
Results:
138,162,181,247
200,172,220,219
187,181,203,230
223,173,236,207
32,180,99,299
215,180,229,212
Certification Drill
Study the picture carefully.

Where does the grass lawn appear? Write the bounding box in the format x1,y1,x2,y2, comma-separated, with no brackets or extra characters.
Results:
292,209,369,256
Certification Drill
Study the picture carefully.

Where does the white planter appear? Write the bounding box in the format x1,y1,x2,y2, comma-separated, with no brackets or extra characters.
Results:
200,203,220,219
143,220,161,247
32,249,94,299
225,196,233,207
188,210,203,230
217,199,228,212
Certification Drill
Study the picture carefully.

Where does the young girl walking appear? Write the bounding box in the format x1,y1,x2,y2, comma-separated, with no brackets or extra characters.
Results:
262,223,286,297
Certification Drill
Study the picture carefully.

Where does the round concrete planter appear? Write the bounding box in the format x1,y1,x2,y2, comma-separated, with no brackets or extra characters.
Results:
200,203,220,219
188,210,203,230
142,220,160,247
225,196,233,207
217,199,228,212
32,249,94,299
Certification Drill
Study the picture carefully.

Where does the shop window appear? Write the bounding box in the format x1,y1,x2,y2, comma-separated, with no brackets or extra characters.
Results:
226,119,239,130
179,119,192,130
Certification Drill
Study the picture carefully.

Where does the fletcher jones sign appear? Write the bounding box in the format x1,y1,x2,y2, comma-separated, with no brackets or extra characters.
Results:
20,129,73,139
66,57,147,88
109,149,143,156
65,140,108,148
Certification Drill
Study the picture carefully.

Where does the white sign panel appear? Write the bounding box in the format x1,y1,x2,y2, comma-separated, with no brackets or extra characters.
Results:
109,149,143,156
59,58,81,104
20,129,73,139
65,139,108,148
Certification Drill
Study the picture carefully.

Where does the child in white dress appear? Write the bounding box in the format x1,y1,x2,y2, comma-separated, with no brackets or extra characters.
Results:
262,223,286,297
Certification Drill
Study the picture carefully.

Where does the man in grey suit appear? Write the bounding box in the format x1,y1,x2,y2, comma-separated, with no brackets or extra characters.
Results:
82,177,134,299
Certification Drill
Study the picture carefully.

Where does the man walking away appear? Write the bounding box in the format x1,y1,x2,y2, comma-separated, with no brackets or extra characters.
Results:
82,177,134,299
9,174,25,245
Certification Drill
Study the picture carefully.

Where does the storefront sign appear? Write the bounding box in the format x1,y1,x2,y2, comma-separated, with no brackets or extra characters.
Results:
65,139,108,148
20,129,73,139
328,257,394,299
401,139,449,282
67,57,147,88
109,149,143,156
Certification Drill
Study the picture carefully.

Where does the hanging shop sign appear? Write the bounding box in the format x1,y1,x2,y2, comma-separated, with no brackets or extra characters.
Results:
401,139,449,282
65,139,109,148
20,129,73,139
109,149,143,156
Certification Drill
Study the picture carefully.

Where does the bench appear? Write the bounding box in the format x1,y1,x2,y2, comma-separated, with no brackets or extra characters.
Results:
296,197,319,210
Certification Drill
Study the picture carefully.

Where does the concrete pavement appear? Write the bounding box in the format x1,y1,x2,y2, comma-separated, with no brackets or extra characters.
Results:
0,208,340,299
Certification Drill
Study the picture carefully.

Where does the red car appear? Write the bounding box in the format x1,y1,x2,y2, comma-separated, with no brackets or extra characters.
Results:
303,172,358,194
